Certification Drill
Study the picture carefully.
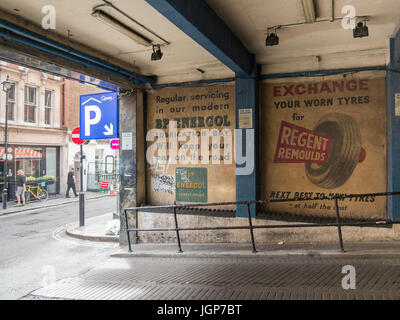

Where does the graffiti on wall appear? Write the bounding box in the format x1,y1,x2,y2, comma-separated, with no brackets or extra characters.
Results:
151,174,175,195
146,86,236,205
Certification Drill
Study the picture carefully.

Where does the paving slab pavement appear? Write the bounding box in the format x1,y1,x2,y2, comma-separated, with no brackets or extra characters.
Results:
65,213,119,242
23,213,400,300
26,254,400,300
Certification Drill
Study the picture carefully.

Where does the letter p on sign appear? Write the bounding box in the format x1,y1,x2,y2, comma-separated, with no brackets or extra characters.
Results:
85,105,101,136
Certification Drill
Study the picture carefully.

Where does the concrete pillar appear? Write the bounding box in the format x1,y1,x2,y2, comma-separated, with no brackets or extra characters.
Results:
118,90,142,246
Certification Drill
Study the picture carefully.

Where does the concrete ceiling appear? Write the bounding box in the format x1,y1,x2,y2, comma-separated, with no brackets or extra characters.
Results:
0,0,399,84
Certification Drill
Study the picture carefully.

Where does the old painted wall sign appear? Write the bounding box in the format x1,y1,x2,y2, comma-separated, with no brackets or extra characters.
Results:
261,74,387,220
146,85,235,207
176,167,207,203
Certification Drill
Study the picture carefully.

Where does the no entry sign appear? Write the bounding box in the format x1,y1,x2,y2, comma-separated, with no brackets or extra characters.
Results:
101,181,109,189
71,127,85,145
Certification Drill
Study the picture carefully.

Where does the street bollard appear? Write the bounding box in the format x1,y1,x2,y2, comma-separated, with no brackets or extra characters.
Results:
79,192,85,227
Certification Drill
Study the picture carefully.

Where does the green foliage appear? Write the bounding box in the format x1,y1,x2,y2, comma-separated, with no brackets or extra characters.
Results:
26,175,55,183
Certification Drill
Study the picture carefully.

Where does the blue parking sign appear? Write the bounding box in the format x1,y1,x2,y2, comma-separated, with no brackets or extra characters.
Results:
79,91,119,140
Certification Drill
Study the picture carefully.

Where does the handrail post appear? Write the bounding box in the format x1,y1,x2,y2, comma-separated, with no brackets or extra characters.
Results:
247,203,257,253
334,197,345,253
125,209,132,252
173,202,183,253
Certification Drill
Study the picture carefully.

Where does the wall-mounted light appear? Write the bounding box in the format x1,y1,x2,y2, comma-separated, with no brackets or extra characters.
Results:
151,45,163,61
353,20,369,38
92,9,153,46
266,28,279,46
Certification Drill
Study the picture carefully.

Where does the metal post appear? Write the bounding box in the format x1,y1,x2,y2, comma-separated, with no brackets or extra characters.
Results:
79,144,85,226
173,202,183,253
2,87,9,209
247,203,257,253
125,209,132,252
334,197,345,252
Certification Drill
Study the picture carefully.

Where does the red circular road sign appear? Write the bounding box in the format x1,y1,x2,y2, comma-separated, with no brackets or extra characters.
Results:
110,139,120,149
71,127,85,145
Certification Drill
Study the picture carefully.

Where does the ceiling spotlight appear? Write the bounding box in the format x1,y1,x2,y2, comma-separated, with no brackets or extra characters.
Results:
151,45,163,61
353,20,369,38
266,29,279,46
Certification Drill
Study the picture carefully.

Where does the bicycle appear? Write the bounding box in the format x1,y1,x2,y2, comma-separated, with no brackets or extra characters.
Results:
26,184,48,203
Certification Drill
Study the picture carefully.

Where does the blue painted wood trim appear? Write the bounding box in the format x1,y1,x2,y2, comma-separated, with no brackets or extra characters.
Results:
235,65,259,218
387,27,400,221
144,0,254,76
386,71,398,221
152,78,235,89
261,66,387,80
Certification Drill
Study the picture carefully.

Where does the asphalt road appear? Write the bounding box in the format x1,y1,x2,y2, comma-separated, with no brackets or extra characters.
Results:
0,196,119,300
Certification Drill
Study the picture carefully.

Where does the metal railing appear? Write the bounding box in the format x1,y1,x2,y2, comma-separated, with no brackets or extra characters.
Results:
124,191,400,253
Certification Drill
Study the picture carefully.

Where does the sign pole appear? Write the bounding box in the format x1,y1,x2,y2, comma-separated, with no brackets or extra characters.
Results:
79,143,85,227
2,90,8,209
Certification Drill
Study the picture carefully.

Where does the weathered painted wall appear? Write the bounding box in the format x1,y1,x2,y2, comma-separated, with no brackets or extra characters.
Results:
119,92,138,246
137,211,400,244
145,84,236,208
260,72,387,220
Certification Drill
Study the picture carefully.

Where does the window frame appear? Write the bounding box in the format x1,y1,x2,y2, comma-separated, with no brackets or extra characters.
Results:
6,82,16,122
24,85,37,123
44,89,54,125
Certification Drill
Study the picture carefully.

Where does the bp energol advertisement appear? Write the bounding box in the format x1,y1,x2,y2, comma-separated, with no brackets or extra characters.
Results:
261,75,387,220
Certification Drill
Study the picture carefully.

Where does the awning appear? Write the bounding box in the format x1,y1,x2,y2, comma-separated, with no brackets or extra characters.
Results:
0,147,42,159
15,147,42,159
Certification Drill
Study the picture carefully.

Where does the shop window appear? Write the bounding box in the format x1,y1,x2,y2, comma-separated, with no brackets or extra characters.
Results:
24,86,37,123
15,147,43,178
46,147,57,193
7,83,16,121
44,90,53,125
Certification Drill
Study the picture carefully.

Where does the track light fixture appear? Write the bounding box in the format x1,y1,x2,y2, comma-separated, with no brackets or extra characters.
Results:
353,19,369,38
151,45,163,61
301,0,316,23
92,9,153,46
266,28,279,46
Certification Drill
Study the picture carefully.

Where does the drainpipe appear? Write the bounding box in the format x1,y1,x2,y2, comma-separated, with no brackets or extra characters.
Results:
61,82,65,126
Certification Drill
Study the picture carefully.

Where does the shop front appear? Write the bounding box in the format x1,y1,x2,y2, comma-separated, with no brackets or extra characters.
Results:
0,145,60,201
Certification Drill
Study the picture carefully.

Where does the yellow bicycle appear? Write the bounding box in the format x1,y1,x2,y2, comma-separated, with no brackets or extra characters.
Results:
26,185,48,203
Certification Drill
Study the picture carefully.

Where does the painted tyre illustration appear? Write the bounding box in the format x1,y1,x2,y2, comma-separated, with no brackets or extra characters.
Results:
305,113,361,189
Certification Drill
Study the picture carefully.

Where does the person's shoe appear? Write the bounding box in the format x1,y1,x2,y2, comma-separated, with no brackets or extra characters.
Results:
66,196,70,198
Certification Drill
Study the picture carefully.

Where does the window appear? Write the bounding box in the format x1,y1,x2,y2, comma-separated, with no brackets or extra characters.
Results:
44,90,53,125
24,86,37,123
6,83,16,121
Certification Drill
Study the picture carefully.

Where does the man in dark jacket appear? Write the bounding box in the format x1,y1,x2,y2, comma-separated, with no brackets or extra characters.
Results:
66,168,78,198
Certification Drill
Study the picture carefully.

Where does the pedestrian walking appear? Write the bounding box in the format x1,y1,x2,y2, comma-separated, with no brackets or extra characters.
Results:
66,167,78,198
16,170,26,205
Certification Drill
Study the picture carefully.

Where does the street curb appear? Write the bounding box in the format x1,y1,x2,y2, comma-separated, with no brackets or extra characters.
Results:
111,245,400,259
111,250,400,258
0,194,113,217
65,219,119,243
65,228,119,242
